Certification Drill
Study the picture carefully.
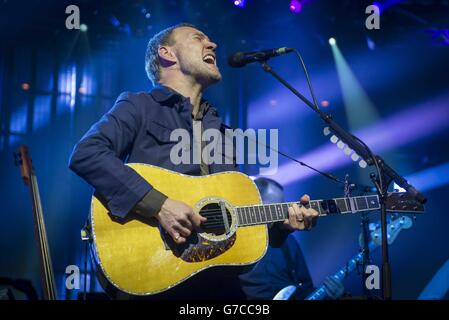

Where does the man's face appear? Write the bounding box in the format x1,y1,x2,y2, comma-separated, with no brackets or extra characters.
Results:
169,26,222,87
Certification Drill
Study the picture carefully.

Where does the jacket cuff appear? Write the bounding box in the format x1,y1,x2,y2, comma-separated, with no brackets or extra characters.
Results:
133,188,168,220
268,222,293,247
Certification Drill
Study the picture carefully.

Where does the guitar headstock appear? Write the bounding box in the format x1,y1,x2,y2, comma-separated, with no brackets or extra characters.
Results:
386,192,425,214
368,215,413,246
14,145,34,186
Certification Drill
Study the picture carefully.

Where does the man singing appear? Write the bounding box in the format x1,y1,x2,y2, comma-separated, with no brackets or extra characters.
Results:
69,23,318,299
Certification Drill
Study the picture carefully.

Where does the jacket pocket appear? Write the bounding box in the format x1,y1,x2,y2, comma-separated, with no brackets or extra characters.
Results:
146,120,176,144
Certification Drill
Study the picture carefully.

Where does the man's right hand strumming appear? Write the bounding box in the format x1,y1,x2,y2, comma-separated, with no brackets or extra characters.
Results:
155,198,207,244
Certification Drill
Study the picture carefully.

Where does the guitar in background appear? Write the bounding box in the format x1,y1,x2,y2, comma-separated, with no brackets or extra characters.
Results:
14,145,57,300
273,215,413,300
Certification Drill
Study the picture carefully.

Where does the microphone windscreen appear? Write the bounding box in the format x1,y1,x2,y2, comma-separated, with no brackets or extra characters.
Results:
227,52,246,68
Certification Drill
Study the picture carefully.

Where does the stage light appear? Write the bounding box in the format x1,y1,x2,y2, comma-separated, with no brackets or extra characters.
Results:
330,38,379,131
366,36,376,50
320,100,330,107
289,0,302,13
80,24,88,32
264,94,449,186
109,15,120,27
21,83,30,91
406,161,449,192
372,2,382,14
233,0,245,8
328,37,336,46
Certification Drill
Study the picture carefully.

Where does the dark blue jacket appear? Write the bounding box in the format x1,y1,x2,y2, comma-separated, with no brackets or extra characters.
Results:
239,234,314,300
69,86,237,218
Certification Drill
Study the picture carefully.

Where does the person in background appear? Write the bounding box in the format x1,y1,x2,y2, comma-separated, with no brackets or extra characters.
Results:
239,177,345,300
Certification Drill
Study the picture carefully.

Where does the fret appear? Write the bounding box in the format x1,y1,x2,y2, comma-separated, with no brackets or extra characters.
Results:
269,205,276,221
239,207,244,225
310,201,321,216
249,207,256,224
236,208,242,225
335,198,349,213
352,197,359,212
324,199,340,215
329,200,340,214
345,198,354,213
240,207,247,225
282,204,289,220
319,200,328,215
356,197,368,211
259,205,267,222
265,205,271,222
236,194,384,227
244,207,250,225
367,195,379,209
254,206,261,223
276,204,283,220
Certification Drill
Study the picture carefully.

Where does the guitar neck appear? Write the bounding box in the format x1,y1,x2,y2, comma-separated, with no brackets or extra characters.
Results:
305,241,377,300
29,174,57,300
235,195,381,227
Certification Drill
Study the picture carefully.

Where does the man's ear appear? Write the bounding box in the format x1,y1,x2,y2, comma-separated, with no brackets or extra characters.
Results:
158,45,177,66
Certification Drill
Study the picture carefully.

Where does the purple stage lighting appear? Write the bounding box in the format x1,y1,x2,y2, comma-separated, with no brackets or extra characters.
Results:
233,0,246,8
262,94,449,186
372,2,382,14
289,0,302,13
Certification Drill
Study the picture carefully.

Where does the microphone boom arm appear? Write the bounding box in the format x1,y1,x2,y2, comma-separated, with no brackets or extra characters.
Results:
258,60,426,301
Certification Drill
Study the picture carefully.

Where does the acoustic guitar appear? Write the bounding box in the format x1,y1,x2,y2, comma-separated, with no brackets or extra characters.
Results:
91,163,424,296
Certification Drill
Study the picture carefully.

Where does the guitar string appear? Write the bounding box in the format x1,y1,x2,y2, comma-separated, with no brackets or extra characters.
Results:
32,174,56,299
200,211,286,221
31,175,51,297
198,196,379,214
198,201,306,213
201,213,287,226
35,176,56,299
200,207,371,227
199,200,375,216
31,174,54,299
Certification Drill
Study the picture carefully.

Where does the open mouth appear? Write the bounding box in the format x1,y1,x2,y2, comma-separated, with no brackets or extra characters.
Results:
203,53,216,65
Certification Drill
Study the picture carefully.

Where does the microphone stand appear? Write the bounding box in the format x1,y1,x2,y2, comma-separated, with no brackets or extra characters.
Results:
259,61,427,300
345,174,372,298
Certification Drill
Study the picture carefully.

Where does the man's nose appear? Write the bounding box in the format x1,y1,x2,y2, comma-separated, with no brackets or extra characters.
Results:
206,41,217,51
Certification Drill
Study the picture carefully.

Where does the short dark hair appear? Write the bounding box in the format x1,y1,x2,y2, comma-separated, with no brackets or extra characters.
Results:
145,23,196,85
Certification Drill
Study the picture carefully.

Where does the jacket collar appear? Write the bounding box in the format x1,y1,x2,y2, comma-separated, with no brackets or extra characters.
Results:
149,85,182,103
149,84,211,117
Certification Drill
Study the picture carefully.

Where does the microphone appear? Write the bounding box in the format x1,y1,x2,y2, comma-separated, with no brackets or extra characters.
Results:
228,47,294,68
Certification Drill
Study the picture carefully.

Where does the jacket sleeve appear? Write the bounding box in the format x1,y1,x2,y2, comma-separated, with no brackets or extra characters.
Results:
69,93,156,218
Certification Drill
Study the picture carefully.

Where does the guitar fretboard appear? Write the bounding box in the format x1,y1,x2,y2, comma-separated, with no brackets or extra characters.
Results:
235,195,381,227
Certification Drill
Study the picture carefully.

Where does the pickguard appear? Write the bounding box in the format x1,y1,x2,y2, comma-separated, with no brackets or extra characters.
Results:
160,226,236,262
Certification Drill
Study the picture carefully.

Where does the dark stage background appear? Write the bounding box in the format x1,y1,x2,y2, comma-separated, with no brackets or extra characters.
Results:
1,0,448,299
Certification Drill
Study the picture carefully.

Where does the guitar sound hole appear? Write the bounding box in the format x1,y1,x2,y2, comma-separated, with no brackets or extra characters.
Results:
199,203,232,236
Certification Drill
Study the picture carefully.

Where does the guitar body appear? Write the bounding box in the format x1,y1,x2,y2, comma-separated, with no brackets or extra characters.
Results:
91,163,268,296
